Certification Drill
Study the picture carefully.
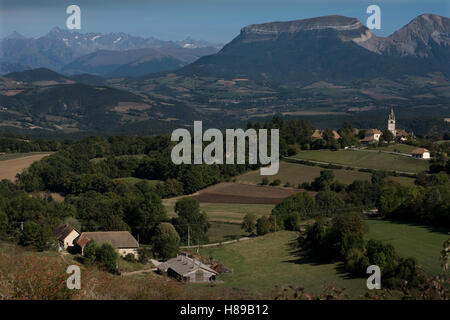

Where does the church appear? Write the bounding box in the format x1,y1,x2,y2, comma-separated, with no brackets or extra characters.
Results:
387,107,409,141
388,107,396,137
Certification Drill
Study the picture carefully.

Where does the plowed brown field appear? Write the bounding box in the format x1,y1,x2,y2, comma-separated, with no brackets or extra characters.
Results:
193,182,313,204
0,153,51,182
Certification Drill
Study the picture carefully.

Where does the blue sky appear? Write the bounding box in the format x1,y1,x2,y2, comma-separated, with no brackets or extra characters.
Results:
0,0,448,42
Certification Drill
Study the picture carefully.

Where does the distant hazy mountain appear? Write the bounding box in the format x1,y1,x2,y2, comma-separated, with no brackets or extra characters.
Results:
0,27,222,75
175,14,449,86
4,67,74,84
0,62,31,75
61,46,218,77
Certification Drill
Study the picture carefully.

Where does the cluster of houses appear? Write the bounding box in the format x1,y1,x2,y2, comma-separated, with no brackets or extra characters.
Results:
53,223,218,283
310,107,430,159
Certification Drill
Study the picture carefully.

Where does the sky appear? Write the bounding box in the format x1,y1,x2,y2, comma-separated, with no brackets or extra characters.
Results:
0,0,448,43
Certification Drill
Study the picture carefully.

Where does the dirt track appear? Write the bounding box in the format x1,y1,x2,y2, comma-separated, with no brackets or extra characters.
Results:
0,153,51,182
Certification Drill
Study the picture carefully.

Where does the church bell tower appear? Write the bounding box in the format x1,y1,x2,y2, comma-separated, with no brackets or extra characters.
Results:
388,107,396,137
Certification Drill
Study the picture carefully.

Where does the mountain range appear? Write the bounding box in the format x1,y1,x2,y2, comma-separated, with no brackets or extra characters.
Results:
0,14,448,136
176,14,449,86
0,27,222,76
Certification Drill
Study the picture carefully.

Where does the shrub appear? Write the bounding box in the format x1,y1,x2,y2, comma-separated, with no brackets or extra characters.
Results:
137,247,153,264
270,179,281,186
256,216,272,235
344,247,368,276
241,213,257,234
124,253,137,263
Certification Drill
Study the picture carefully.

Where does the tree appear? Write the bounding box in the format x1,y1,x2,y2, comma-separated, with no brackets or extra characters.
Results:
311,170,335,191
152,223,180,259
20,221,41,248
241,213,257,234
0,209,8,239
371,171,388,186
83,240,98,264
63,216,81,232
382,130,394,142
329,212,366,258
96,243,118,273
125,192,167,243
272,192,315,230
315,190,345,216
256,216,271,235
172,197,209,244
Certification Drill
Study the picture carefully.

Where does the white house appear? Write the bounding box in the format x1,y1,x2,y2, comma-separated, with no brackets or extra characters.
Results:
53,223,80,251
411,148,430,159
360,129,382,144
77,231,139,259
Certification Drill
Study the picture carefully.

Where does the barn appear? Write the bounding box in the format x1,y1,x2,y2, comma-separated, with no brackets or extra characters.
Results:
157,255,218,282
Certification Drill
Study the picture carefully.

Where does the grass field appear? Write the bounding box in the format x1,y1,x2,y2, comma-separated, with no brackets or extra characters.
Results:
163,198,273,243
375,144,417,154
291,150,429,173
164,199,272,220
198,220,448,298
199,231,367,298
238,161,415,186
0,152,52,181
207,222,248,243
365,219,449,276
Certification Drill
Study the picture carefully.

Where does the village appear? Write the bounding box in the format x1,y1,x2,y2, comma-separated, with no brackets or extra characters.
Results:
47,108,433,287
310,108,430,159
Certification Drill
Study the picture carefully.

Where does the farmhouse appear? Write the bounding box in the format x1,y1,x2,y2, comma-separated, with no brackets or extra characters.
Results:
360,129,382,144
157,255,218,282
53,223,80,251
411,148,430,159
77,231,139,258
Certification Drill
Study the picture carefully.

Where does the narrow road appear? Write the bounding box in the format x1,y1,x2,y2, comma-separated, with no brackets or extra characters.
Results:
180,236,251,249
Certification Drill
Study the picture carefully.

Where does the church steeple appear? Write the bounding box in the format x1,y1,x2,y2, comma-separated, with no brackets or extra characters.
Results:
389,107,395,121
388,107,396,137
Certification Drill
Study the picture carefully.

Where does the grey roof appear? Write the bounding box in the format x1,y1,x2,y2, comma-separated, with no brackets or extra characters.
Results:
157,255,218,276
78,231,139,249
53,223,79,241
